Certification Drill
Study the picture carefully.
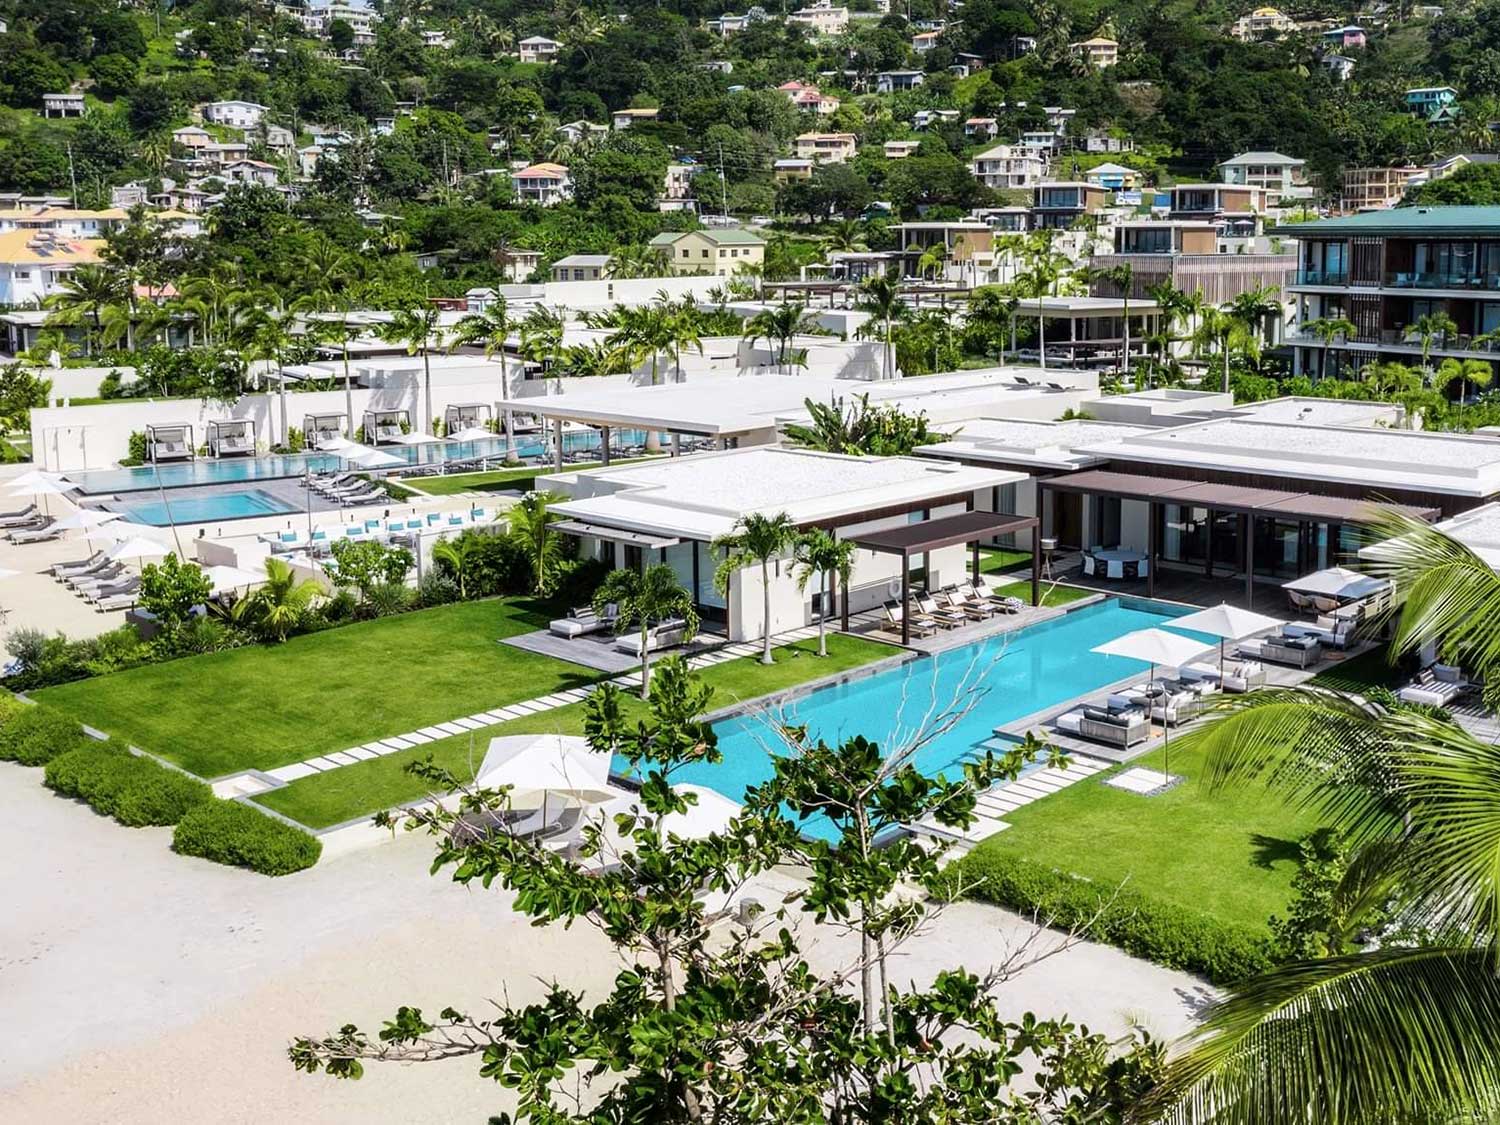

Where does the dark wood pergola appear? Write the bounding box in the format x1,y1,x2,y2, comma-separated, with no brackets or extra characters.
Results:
852,511,1040,644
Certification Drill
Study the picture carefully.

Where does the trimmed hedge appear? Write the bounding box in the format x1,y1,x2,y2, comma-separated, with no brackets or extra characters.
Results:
946,848,1276,985
173,800,322,875
45,741,211,827
0,704,92,766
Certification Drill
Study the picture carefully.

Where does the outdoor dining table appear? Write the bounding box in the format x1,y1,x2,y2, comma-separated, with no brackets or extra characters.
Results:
1087,548,1149,580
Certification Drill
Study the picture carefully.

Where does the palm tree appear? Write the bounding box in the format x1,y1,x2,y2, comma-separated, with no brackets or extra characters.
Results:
792,529,855,657
1014,230,1067,371
298,238,354,311
855,274,905,380
916,243,949,282
431,535,482,599
1435,356,1494,419
1228,285,1285,354
823,219,868,254
45,264,128,355
454,299,514,402
742,302,818,377
607,304,675,385
1302,316,1360,378
965,286,1020,364
507,491,561,594
518,305,565,376
1411,310,1459,377
713,511,798,665
1143,510,1500,1125
379,304,442,435
249,557,322,642
233,311,293,446
593,564,699,700
1195,304,1260,394
666,304,704,383
311,313,360,440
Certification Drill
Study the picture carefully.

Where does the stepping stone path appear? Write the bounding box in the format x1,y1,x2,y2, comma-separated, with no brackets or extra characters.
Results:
262,627,823,786
913,755,1111,846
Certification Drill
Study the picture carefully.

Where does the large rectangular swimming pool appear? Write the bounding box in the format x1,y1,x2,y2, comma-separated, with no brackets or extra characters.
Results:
112,488,299,527
65,428,654,495
652,599,1209,840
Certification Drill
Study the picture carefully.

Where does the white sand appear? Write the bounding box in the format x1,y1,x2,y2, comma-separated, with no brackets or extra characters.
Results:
0,764,1210,1123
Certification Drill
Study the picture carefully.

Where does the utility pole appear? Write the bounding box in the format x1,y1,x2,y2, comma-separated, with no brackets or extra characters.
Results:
66,143,79,206
717,141,729,224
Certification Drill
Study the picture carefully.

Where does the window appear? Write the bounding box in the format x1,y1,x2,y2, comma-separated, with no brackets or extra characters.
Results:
14,270,30,280
702,249,710,258
681,249,690,258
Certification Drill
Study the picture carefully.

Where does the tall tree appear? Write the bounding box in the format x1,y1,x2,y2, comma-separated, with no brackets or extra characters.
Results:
855,273,905,380
714,511,798,665
742,302,817,377
792,529,855,657
593,563,699,699
379,304,442,435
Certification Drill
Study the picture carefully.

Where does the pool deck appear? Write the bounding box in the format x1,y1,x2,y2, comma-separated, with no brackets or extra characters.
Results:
848,587,1105,654
92,477,348,529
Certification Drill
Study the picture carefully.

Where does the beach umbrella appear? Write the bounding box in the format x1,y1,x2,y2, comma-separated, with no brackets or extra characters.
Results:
1283,566,1387,600
202,563,265,595
7,469,66,491
6,475,77,516
476,733,622,826
658,784,741,840
344,444,407,471
106,536,172,566
1167,602,1284,679
446,426,493,443
50,508,123,532
1092,627,1209,782
394,431,446,444
317,434,356,451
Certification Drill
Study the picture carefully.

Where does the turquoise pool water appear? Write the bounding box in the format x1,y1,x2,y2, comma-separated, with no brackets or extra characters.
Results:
65,428,653,495
651,599,1207,841
113,488,299,527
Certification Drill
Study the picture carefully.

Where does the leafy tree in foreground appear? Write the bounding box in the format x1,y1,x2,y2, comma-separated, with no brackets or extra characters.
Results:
290,659,1162,1122
1138,510,1500,1124
138,554,213,635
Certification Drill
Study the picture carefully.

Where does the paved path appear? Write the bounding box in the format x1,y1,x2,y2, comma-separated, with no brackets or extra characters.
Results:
913,755,1112,846
253,627,823,790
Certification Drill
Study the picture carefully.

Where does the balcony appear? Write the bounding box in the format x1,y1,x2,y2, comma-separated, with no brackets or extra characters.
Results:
1292,269,1349,286
1383,271,1500,292
1290,327,1500,354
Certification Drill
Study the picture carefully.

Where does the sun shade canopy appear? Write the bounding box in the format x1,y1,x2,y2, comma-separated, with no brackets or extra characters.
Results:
852,510,1038,556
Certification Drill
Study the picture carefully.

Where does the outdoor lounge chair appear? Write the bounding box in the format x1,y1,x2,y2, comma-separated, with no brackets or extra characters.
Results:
918,596,966,629
0,503,38,526
0,513,49,534
1076,705,1151,748
95,584,142,612
550,605,617,638
50,551,110,578
941,586,994,620
339,487,387,507
7,522,60,544
87,577,140,604
66,565,125,591
1144,682,1202,726
615,618,690,655
1397,664,1468,707
884,602,936,638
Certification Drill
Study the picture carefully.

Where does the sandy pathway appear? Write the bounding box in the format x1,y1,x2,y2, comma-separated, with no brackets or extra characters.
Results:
0,764,1210,1123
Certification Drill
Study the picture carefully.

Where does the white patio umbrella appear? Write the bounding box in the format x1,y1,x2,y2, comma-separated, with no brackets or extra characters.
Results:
6,475,76,516
476,734,622,828
446,426,493,443
202,563,266,595
1167,602,1284,679
343,444,407,471
1092,627,1211,782
50,506,125,552
1283,566,1387,600
106,536,172,566
659,784,741,839
317,434,356,451
6,469,66,491
394,431,446,445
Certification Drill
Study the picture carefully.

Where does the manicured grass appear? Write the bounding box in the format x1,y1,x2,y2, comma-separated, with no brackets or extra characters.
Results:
255,633,898,829
991,579,1094,608
401,456,662,496
34,599,603,778
978,547,1032,575
1309,646,1404,693
968,741,1322,932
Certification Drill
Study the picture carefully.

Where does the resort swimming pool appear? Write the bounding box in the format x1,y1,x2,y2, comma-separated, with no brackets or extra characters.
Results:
64,428,653,495
112,488,299,527
662,599,1206,841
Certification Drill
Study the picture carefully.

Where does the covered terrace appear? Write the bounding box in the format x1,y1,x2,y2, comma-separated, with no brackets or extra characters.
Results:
1038,469,1437,608
853,510,1040,644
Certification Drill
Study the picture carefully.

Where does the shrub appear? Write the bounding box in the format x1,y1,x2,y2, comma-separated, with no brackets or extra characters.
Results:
946,849,1275,985
417,571,460,607
173,800,322,875
0,705,92,766
126,429,147,464
46,742,212,826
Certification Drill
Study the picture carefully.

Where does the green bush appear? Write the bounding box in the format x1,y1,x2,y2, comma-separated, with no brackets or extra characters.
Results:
173,800,322,875
45,741,212,826
946,849,1275,985
0,705,92,766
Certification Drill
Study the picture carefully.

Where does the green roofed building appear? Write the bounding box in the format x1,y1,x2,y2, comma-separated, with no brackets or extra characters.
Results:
1279,205,1500,378
647,227,767,276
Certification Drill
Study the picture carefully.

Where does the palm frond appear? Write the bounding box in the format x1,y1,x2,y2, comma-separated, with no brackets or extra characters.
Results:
1136,947,1500,1125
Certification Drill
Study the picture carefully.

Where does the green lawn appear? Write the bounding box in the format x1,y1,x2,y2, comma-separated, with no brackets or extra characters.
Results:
35,599,604,778
991,579,1094,608
1308,647,1404,693
978,547,1032,575
401,456,661,497
255,633,898,829
968,741,1322,931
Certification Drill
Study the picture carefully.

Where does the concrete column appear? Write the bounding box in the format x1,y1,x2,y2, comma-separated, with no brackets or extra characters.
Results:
601,426,611,466
554,423,563,472
671,433,681,458
504,410,515,461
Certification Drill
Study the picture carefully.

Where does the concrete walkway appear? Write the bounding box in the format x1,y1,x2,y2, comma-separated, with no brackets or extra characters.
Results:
244,626,823,794
913,755,1112,846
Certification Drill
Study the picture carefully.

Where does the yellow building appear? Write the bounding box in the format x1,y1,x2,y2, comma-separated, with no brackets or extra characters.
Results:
647,228,767,277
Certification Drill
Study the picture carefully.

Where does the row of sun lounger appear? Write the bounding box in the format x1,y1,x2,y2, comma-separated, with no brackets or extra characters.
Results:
303,473,389,507
46,550,141,611
883,583,1025,638
1053,661,1267,749
257,509,497,554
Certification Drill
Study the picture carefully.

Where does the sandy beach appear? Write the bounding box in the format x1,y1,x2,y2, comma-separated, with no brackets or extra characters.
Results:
0,762,1210,1123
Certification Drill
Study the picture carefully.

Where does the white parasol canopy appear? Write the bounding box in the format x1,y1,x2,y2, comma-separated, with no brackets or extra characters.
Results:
1092,627,1208,669
1169,603,1283,641
7,469,67,491
317,435,356,451
7,477,76,497
107,536,172,563
446,426,493,443
343,445,407,470
393,431,447,445
1283,567,1387,600
202,563,266,593
476,734,621,807
50,509,124,532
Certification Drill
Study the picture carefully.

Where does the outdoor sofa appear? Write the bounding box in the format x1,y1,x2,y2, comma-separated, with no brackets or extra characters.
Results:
1397,663,1469,708
550,604,618,639
1239,632,1323,668
614,619,691,655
